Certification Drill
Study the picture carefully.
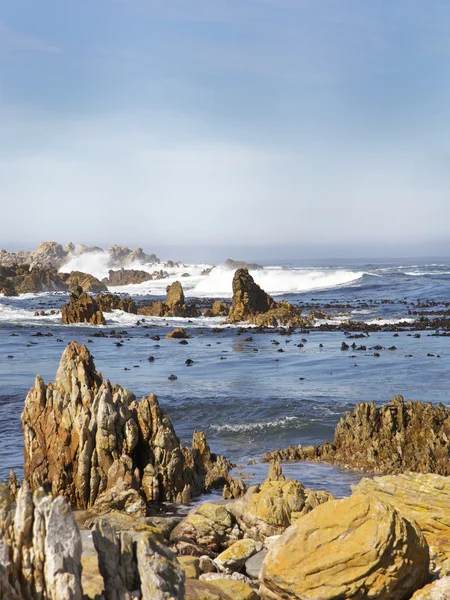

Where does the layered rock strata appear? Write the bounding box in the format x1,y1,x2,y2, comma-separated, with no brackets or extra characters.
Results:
263,395,450,475
21,342,232,511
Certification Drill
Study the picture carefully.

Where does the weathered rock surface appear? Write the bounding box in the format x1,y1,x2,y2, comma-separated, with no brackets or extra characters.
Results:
0,482,83,599
166,327,190,339
0,264,68,295
204,301,228,318
108,245,159,266
61,286,106,324
224,259,263,271
354,473,450,573
259,493,430,600
64,270,108,292
138,281,201,318
215,539,263,573
22,342,232,511
227,269,311,327
411,577,450,599
104,268,153,286
95,292,137,314
228,469,333,542
263,395,450,476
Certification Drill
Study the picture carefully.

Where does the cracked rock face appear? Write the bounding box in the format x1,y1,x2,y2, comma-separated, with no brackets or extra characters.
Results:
0,482,83,600
22,341,232,512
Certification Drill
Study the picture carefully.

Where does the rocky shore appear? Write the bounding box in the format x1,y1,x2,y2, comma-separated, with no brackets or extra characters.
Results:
3,341,450,599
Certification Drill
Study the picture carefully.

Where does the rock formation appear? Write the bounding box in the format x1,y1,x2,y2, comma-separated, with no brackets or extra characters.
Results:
0,482,83,599
262,395,450,476
64,271,108,293
224,259,263,271
61,286,106,325
22,342,233,512
0,264,68,295
259,493,430,600
354,473,450,573
227,269,312,327
138,281,201,318
95,292,137,314
204,301,229,318
104,268,153,286
108,245,159,266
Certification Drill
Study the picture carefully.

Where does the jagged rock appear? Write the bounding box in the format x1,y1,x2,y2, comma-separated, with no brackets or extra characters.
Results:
108,245,159,266
411,577,450,599
259,493,430,600
215,539,263,573
138,281,201,318
22,342,232,510
64,270,108,292
104,268,153,286
95,292,137,314
204,301,228,318
228,469,334,542
8,470,19,503
222,478,247,500
0,482,83,599
0,263,69,294
263,395,450,476
30,241,68,269
166,327,189,339
227,269,310,327
170,503,241,554
354,473,450,573
61,286,106,324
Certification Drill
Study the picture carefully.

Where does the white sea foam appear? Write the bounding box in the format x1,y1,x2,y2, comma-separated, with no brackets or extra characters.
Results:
405,271,450,276
0,303,61,325
210,415,303,433
103,310,234,329
365,317,415,325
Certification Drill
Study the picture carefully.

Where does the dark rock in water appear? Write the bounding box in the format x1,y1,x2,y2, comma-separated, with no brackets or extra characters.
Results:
185,359,194,366
224,258,263,271
179,339,188,345
341,342,349,350
104,267,153,286
63,270,107,292
21,342,233,509
61,286,106,325
95,292,137,314
167,327,189,339
168,374,178,380
262,394,450,476
148,356,155,362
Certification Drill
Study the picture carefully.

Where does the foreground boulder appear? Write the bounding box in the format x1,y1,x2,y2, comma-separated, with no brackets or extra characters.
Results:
61,286,106,325
138,281,201,318
354,473,450,573
263,395,450,476
259,493,429,600
22,341,232,511
227,269,311,327
0,482,83,599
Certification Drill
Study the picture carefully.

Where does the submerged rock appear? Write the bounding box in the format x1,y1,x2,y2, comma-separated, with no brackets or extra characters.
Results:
259,493,430,600
61,286,106,324
22,341,232,511
263,395,450,476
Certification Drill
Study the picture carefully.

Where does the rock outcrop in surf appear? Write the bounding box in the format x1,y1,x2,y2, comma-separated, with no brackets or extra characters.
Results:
138,280,201,318
262,394,450,476
21,342,233,512
227,269,314,327
61,286,106,325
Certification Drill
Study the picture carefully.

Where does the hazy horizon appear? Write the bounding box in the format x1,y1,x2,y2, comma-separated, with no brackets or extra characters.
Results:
1,1,450,251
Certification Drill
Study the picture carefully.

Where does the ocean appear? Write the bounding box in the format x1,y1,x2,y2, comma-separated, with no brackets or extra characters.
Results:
2,255,450,500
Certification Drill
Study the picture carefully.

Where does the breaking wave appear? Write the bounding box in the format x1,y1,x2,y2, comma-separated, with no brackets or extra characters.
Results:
210,415,304,433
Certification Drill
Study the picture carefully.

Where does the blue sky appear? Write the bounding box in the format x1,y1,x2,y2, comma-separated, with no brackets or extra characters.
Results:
1,1,450,259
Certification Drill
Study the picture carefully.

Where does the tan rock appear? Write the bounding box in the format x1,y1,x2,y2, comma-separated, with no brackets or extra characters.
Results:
64,270,107,292
259,493,430,600
215,539,263,572
207,578,259,600
166,327,190,339
354,473,450,573
179,555,201,579
411,577,450,599
186,578,233,600
61,286,105,324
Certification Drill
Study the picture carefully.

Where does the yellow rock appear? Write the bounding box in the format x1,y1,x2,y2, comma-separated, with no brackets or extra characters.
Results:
179,555,201,579
186,579,233,599
215,539,263,571
207,579,259,600
355,474,450,573
81,554,103,598
260,493,429,600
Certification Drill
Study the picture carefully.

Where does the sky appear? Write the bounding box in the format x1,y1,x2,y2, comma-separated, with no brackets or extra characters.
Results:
1,0,450,260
